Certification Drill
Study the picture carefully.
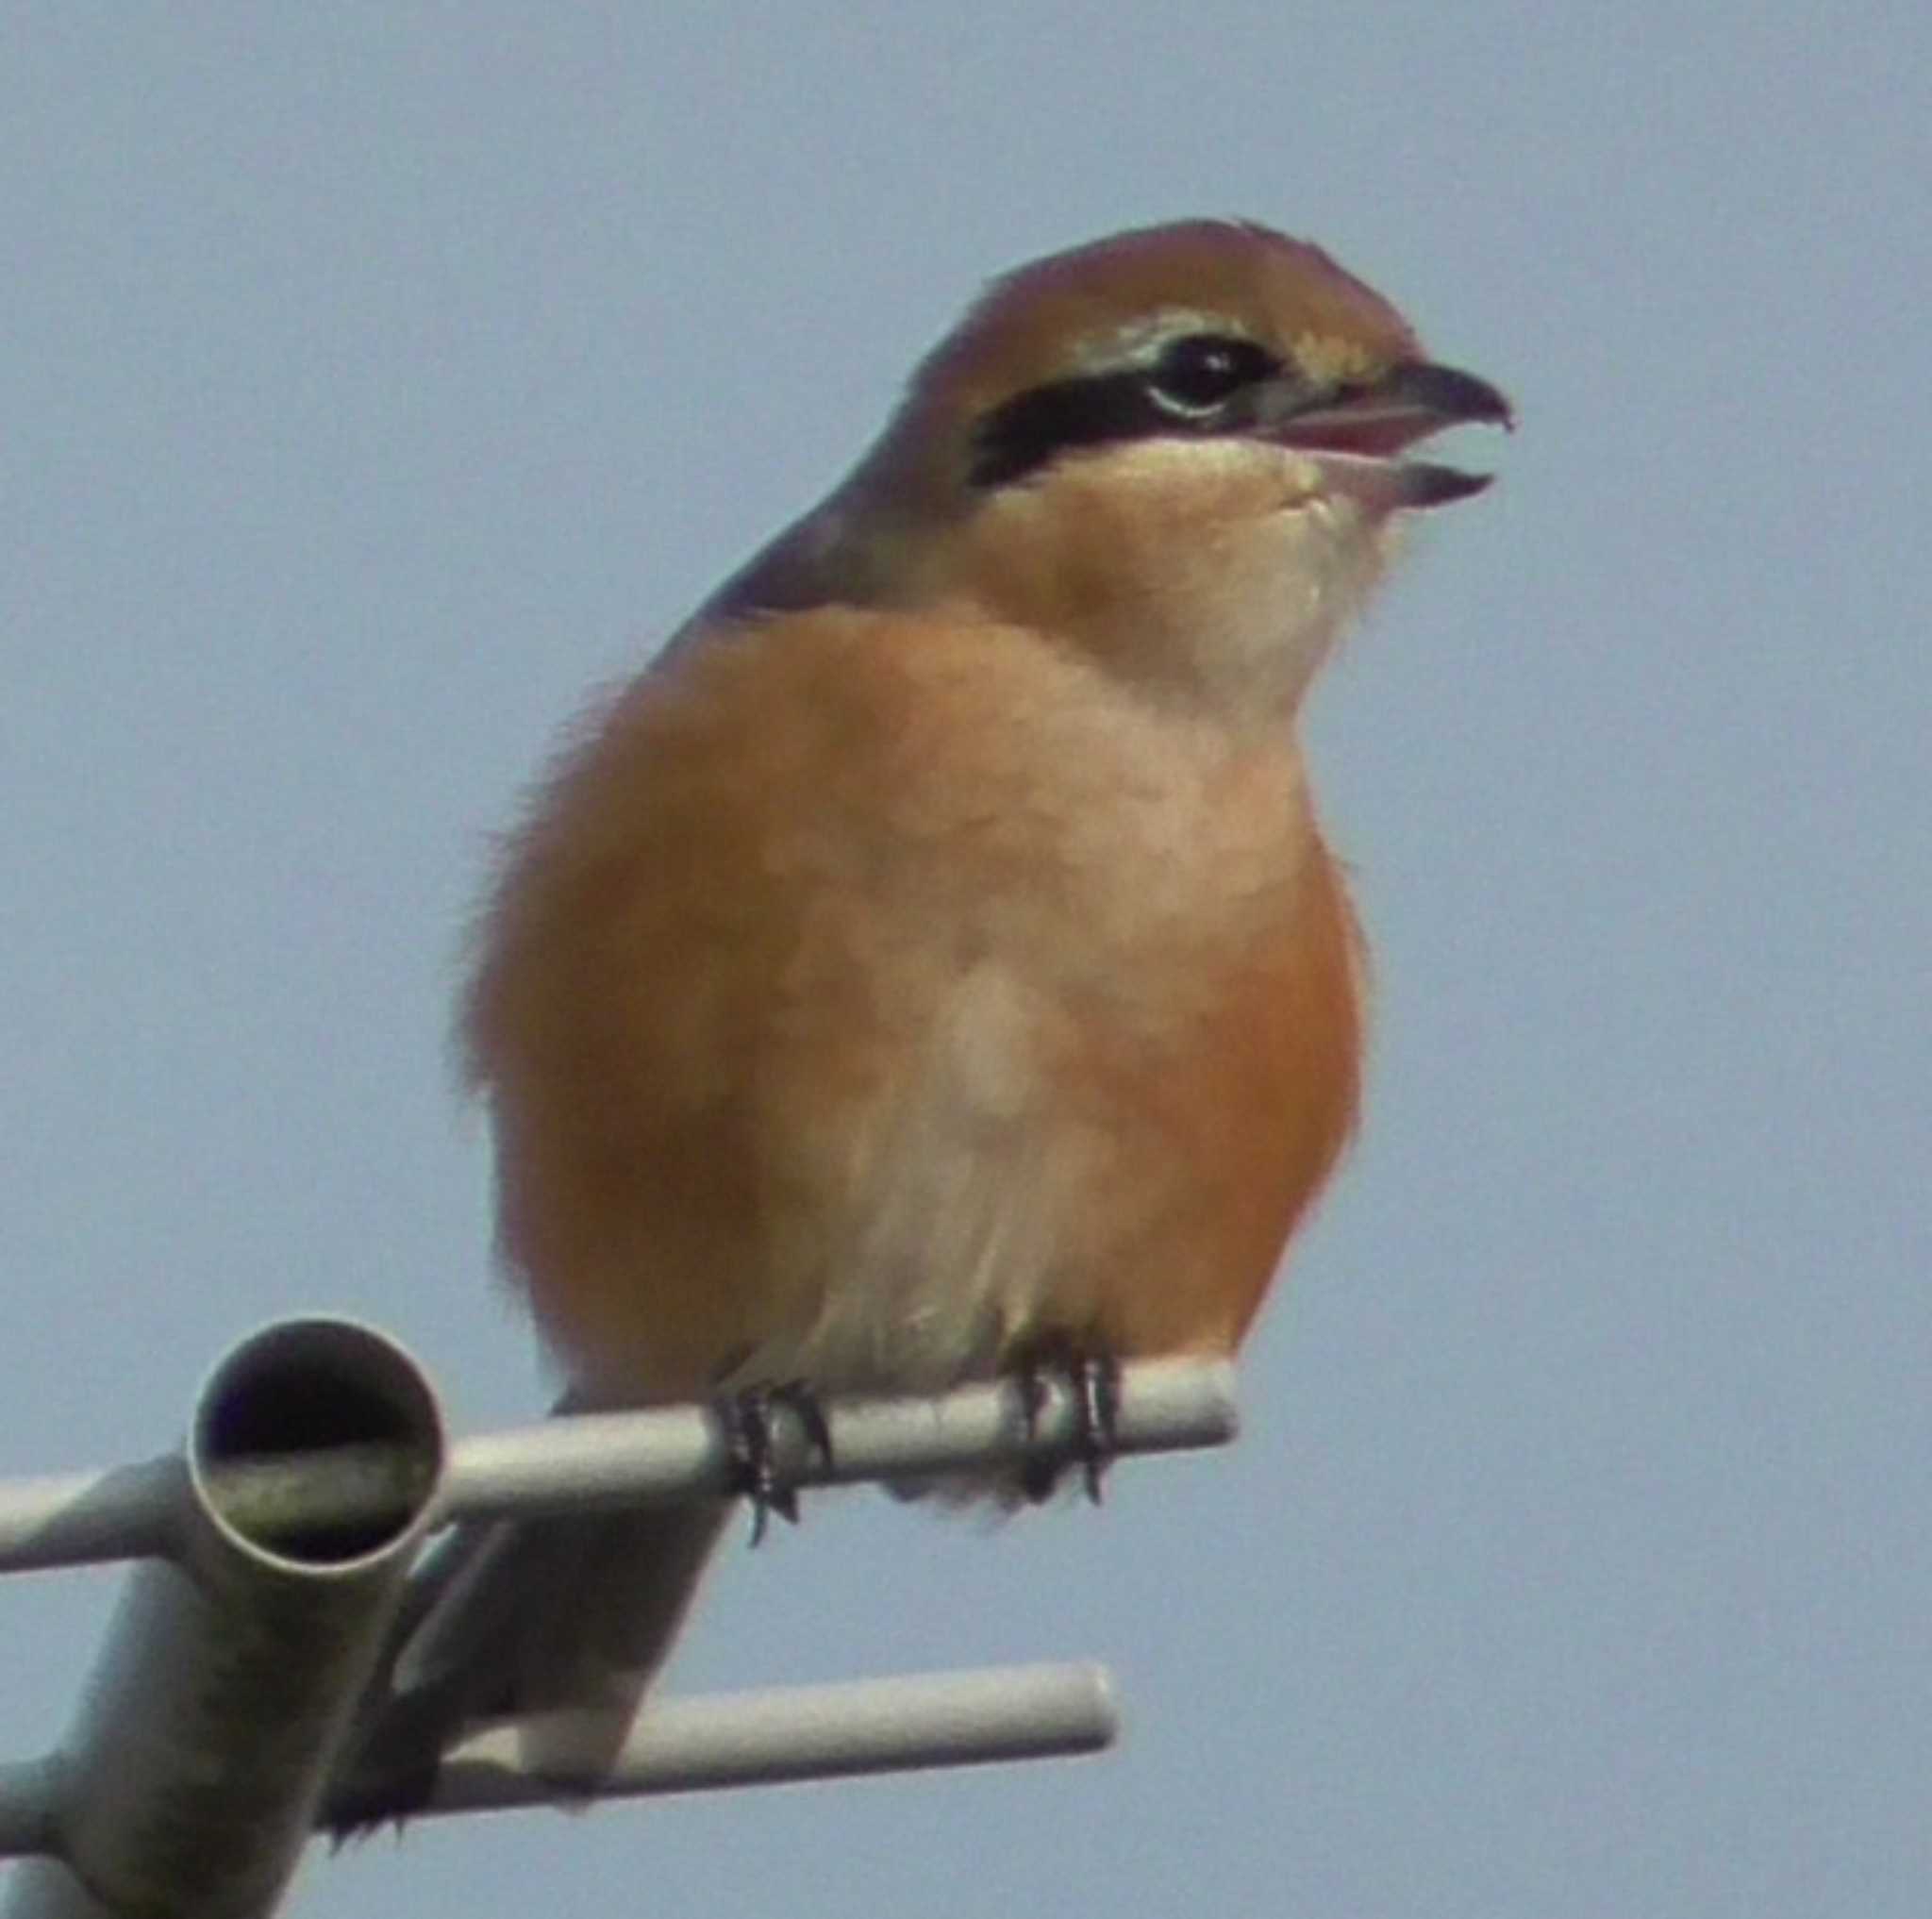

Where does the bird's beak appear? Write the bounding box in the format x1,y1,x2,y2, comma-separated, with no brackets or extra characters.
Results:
1264,360,1514,510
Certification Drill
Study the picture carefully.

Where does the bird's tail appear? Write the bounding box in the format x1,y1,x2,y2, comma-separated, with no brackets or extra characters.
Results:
325,1493,731,1835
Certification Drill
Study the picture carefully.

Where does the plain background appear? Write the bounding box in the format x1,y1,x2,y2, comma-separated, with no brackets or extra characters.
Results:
4,6,1927,1915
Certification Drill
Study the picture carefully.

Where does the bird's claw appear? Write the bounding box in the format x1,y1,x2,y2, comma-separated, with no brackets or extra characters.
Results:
1013,1335,1122,1505
721,1380,834,1544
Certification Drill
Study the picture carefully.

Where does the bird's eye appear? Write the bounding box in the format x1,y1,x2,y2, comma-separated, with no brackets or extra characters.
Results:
969,332,1285,489
1145,334,1278,413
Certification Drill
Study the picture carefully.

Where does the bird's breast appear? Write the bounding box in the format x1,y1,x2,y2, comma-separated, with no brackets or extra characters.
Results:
467,606,1363,1402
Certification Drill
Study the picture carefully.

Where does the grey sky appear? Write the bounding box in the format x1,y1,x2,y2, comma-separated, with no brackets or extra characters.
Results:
4,5,1927,1914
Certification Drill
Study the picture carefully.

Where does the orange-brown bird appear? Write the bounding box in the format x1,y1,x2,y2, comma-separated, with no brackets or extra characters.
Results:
329,218,1509,1826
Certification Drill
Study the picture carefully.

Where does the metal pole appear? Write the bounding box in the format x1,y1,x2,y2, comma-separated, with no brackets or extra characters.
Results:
411,1662,1119,1815
6,1319,445,1919
0,1358,1240,1575
0,1342,1240,1912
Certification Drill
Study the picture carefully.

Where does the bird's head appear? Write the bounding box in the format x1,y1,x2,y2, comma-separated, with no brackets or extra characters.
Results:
716,220,1511,722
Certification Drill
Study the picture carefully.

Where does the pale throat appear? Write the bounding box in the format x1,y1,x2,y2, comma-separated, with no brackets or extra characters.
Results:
1114,504,1395,726
1026,440,1400,726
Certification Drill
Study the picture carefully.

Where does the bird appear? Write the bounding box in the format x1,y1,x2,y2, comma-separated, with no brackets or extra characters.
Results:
325,217,1510,1829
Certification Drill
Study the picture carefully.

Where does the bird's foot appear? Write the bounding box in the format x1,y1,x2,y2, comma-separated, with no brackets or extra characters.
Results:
720,1380,834,1544
1011,1334,1122,1505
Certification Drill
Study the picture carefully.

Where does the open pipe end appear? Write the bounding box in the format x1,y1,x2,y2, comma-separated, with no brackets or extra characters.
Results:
190,1318,445,1569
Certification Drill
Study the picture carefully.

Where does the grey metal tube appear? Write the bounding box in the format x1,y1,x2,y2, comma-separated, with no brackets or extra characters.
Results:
399,1662,1118,1816
6,1317,444,1919
0,1358,1239,1574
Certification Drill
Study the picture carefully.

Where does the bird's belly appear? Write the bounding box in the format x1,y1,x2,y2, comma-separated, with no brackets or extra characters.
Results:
730,956,1095,1395
717,849,1356,1399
